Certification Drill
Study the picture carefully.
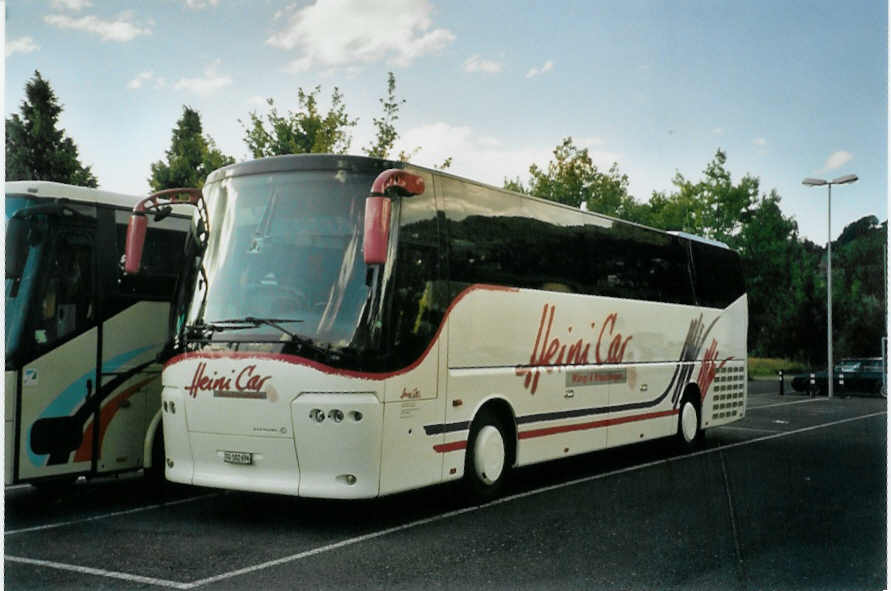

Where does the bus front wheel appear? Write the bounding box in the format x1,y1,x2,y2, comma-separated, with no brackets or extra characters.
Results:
464,409,509,502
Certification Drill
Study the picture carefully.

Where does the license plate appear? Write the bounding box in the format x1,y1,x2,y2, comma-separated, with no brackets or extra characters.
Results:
223,451,253,465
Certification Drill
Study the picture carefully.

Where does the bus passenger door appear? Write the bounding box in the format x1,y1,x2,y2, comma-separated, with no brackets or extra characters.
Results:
17,230,98,482
94,213,177,473
94,304,168,474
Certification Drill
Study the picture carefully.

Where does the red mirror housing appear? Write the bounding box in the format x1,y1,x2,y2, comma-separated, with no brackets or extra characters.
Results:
363,197,392,265
124,188,204,275
124,213,148,275
363,169,424,266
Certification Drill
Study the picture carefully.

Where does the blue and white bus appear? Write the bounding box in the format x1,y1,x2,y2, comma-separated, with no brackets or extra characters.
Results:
5,181,191,488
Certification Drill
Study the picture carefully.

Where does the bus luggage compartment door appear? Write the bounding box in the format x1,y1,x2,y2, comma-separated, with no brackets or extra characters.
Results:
291,392,382,499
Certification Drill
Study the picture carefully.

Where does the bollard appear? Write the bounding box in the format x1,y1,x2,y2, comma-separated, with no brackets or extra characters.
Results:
778,369,784,396
809,372,816,398
839,372,845,394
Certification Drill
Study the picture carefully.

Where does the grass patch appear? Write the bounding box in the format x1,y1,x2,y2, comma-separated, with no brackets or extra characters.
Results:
748,357,808,378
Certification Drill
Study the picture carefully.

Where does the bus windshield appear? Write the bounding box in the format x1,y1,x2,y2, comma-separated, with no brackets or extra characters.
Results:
189,169,374,349
5,195,45,364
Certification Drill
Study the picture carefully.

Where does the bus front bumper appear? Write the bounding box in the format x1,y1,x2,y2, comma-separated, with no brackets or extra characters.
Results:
162,388,383,499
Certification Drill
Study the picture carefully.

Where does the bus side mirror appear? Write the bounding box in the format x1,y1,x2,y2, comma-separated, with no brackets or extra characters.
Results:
363,197,392,265
5,217,30,280
124,213,148,275
124,187,204,275
363,169,424,266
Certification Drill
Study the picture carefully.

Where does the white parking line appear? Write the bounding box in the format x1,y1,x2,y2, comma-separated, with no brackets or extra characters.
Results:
6,410,886,588
748,398,828,410
714,425,782,433
5,555,191,590
5,492,220,536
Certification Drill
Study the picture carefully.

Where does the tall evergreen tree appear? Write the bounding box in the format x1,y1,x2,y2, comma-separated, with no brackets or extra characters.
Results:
149,106,235,191
6,70,98,187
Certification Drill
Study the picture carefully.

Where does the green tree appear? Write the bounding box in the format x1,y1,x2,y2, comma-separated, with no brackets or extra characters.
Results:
6,70,98,187
363,71,431,163
518,137,637,217
641,149,760,243
735,189,803,356
364,72,404,159
831,216,887,358
241,85,357,157
503,176,528,194
149,106,234,191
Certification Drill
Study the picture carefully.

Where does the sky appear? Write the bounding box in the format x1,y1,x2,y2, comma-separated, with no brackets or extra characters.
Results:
3,0,888,243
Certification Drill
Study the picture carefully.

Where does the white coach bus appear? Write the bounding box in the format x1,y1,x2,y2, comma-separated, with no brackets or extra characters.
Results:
5,181,191,488
124,155,747,500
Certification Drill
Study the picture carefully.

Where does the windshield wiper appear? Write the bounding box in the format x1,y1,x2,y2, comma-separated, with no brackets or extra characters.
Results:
211,317,304,340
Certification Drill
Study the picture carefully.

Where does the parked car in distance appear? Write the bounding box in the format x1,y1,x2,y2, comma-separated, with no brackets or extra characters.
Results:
790,357,886,396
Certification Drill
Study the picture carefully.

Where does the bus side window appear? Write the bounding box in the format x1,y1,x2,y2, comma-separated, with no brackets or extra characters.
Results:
115,222,188,299
389,197,444,366
34,233,93,347
691,242,745,308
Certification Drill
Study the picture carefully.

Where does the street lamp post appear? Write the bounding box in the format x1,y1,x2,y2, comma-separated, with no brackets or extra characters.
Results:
802,173,859,398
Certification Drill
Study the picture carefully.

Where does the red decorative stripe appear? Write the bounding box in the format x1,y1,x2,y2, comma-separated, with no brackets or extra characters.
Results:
433,440,467,453
517,409,678,440
432,409,679,453
74,376,157,462
165,283,519,380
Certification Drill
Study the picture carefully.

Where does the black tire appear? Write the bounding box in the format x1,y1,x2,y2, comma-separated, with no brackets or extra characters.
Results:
464,408,510,503
145,429,165,484
32,476,77,498
676,395,703,451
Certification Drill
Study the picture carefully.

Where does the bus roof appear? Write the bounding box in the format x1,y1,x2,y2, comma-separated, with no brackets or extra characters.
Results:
201,154,734,252
5,181,193,216
6,181,144,209
667,231,730,249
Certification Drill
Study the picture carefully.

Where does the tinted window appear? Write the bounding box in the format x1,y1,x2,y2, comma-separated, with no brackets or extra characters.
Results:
115,223,188,299
387,191,446,366
691,241,746,308
31,230,94,350
443,178,696,305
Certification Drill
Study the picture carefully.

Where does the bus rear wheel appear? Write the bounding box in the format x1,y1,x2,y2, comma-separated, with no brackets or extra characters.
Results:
464,409,509,502
676,396,703,451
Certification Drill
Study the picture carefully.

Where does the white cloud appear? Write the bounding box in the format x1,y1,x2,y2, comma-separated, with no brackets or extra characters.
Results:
578,136,604,148
248,95,271,108
6,36,39,57
463,55,502,74
267,0,455,72
525,59,554,79
712,127,724,135
174,60,233,95
753,137,767,146
51,0,93,10
127,71,166,90
393,123,622,190
820,150,854,172
127,71,153,89
184,0,220,9
44,11,151,42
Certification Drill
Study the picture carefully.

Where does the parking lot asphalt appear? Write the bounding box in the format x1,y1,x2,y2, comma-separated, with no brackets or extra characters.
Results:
5,387,886,590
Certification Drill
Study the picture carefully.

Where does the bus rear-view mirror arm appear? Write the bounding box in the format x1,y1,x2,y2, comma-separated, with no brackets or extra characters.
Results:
364,169,425,266
125,187,205,275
